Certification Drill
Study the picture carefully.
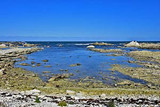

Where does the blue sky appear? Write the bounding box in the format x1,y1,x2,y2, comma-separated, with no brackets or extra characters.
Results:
0,0,160,41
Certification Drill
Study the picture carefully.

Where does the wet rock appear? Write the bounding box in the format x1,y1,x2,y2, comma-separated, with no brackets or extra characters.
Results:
89,48,123,53
42,71,51,74
44,65,52,68
90,42,113,46
19,56,28,61
23,43,37,47
42,59,48,62
31,61,35,64
19,63,30,66
70,63,81,67
48,74,70,81
36,63,41,66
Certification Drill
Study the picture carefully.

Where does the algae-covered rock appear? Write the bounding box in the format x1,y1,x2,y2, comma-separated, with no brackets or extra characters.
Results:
89,48,123,53
20,63,30,66
91,42,113,46
36,63,41,66
31,61,35,64
42,59,48,62
69,63,81,67
44,65,52,68
42,71,51,74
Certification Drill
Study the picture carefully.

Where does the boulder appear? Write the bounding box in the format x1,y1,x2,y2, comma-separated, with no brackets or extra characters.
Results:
69,63,81,67
0,68,5,75
31,61,35,64
0,44,7,48
48,74,70,82
36,63,41,66
42,59,48,62
19,63,30,66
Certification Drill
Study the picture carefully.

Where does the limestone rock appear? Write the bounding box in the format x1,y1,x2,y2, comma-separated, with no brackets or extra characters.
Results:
125,41,140,47
87,45,95,49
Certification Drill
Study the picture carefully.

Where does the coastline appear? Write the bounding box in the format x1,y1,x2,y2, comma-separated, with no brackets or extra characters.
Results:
0,42,160,107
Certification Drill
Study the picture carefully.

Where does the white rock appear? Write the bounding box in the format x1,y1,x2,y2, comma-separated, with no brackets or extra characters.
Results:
25,89,41,95
0,44,7,47
0,69,4,75
100,93,106,98
66,90,76,95
125,41,140,47
87,45,95,48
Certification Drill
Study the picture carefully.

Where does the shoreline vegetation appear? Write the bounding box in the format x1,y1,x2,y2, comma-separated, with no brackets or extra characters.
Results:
0,41,160,106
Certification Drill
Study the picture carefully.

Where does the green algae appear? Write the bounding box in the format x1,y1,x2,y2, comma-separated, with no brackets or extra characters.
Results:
110,64,160,87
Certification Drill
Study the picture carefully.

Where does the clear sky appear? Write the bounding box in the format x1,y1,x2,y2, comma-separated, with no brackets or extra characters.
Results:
0,0,160,41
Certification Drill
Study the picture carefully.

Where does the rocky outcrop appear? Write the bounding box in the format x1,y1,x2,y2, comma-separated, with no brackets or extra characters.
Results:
69,63,81,67
125,41,160,49
89,48,123,53
48,74,71,81
0,44,7,48
23,43,37,47
42,59,48,62
139,43,160,49
0,47,42,75
125,41,140,47
91,42,113,46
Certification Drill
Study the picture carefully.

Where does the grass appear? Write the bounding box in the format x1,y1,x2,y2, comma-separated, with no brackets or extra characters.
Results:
108,101,115,107
58,101,67,107
35,96,41,103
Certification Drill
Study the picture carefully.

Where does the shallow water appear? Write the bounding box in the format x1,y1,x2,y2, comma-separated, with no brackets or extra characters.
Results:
15,41,159,84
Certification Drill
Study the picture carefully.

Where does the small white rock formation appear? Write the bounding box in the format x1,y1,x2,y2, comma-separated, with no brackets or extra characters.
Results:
66,90,76,95
87,45,95,48
125,41,140,47
0,69,5,75
25,89,41,95
0,44,7,48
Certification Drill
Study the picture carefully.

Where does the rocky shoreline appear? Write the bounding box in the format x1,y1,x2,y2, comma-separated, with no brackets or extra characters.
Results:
0,42,160,107
124,41,160,49
0,88,160,107
0,47,42,75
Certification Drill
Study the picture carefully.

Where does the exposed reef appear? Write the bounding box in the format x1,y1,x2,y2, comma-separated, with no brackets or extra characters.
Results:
90,42,113,46
125,41,160,49
1,41,160,106
128,50,160,63
88,47,123,53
